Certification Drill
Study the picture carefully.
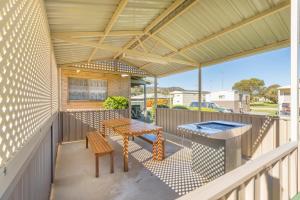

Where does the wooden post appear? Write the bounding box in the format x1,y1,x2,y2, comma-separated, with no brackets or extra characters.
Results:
291,0,300,192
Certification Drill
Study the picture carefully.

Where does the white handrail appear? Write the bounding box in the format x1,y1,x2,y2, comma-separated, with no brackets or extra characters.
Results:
177,141,298,200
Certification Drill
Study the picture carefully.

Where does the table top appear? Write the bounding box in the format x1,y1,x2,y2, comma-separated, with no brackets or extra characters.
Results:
102,118,138,128
114,122,162,137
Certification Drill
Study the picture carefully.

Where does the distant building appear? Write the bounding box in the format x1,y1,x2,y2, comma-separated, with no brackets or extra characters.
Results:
277,86,291,116
170,90,209,107
131,93,172,109
206,90,250,113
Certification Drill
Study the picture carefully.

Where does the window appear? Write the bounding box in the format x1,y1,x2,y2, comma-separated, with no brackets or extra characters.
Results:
68,78,107,101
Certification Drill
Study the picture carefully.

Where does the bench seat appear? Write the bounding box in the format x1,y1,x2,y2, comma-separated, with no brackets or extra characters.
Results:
138,134,165,160
86,132,114,177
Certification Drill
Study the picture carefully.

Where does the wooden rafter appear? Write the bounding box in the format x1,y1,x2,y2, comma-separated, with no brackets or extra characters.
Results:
113,0,192,59
87,0,128,62
54,36,200,66
52,31,144,38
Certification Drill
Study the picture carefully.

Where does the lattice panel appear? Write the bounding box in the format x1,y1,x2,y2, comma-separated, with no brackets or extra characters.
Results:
72,60,148,76
0,0,57,167
191,142,225,180
51,51,58,113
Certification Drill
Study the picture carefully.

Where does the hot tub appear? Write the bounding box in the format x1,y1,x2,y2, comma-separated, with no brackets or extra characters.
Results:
177,121,251,180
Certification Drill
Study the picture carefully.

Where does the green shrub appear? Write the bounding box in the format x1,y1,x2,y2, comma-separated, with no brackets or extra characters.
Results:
157,104,169,109
104,96,129,109
172,105,188,110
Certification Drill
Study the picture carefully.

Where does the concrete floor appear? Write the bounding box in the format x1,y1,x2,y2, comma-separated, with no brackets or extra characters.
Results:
52,133,209,200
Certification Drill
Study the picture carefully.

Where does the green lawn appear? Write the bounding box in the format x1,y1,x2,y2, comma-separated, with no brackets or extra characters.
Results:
250,102,278,116
250,102,278,108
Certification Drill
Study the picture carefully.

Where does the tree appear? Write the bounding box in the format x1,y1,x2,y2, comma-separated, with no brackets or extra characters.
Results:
264,84,280,103
232,78,265,100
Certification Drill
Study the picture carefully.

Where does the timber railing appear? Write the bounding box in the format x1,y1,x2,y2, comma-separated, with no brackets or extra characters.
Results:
156,108,291,158
178,142,298,200
60,109,129,142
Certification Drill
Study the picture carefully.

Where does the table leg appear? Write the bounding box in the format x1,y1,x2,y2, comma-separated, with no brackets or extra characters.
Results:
152,143,157,160
123,136,129,172
157,130,163,161
95,155,99,177
102,124,106,137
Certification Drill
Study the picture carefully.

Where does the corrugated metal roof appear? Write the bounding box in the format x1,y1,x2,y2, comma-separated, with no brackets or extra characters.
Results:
46,0,291,77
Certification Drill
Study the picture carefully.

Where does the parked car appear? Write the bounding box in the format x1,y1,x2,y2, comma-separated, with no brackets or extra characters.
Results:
190,102,233,113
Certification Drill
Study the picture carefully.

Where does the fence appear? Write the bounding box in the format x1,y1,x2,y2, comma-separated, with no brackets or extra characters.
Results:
60,109,129,142
156,108,291,158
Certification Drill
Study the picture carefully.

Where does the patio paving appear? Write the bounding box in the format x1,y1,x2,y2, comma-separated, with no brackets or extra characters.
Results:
51,133,210,200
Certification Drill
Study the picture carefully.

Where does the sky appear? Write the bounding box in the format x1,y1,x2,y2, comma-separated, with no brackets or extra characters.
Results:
158,47,291,92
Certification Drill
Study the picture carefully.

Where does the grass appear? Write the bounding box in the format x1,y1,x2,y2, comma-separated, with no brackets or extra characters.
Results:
250,102,278,108
250,102,278,116
188,107,216,112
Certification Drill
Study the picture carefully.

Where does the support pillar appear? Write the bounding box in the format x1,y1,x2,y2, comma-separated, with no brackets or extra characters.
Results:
198,67,202,121
144,84,147,122
154,76,158,125
291,0,300,192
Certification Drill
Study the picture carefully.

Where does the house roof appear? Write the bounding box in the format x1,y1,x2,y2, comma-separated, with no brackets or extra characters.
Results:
46,0,290,77
170,90,209,94
131,93,171,99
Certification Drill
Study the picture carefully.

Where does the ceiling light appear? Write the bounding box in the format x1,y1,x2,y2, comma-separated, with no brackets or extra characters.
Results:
76,69,81,73
121,74,129,77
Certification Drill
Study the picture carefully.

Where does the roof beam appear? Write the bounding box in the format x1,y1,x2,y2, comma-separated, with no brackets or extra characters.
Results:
52,31,144,38
136,36,148,53
202,39,289,67
87,0,128,62
142,0,290,69
157,39,289,77
174,0,290,55
113,0,192,59
54,36,200,66
148,35,198,63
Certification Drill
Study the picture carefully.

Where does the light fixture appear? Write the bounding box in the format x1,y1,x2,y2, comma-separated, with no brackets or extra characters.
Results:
121,74,129,77
76,69,81,73
122,53,168,65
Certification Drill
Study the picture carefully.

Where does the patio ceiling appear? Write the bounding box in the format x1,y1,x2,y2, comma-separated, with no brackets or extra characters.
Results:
46,0,290,77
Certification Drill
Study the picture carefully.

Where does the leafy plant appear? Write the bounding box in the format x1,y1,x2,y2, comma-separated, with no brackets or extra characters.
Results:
104,96,129,109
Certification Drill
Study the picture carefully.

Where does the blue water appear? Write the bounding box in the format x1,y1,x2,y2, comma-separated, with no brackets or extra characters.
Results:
196,122,239,131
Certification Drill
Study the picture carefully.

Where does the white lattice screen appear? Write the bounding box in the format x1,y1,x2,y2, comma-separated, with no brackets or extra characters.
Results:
72,60,149,76
0,0,58,168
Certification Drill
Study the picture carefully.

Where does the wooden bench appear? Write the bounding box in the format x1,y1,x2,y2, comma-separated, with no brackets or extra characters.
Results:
86,132,114,177
138,134,165,160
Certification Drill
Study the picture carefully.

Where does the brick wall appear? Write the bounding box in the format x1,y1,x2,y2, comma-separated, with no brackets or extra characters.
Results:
60,69,130,111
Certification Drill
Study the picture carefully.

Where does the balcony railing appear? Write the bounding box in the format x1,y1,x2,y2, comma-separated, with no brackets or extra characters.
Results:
178,141,298,200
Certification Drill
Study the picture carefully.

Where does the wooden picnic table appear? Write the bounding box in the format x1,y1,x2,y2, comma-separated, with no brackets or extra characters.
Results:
102,118,163,172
